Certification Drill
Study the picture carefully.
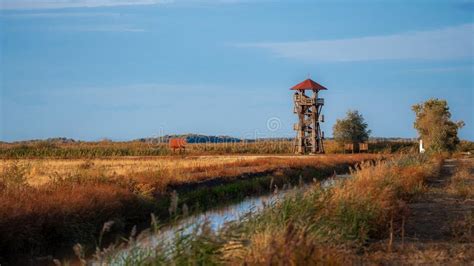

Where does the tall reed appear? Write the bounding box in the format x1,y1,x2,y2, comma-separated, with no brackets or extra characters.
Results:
96,154,442,265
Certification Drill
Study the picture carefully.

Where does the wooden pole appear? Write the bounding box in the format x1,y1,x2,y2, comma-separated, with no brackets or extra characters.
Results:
311,90,317,154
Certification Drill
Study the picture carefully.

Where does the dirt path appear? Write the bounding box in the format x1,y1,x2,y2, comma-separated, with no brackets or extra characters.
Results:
404,158,473,242
366,157,474,264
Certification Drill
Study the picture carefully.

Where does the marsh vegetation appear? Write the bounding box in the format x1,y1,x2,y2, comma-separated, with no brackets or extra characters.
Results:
0,152,380,263
0,136,471,264
91,154,471,265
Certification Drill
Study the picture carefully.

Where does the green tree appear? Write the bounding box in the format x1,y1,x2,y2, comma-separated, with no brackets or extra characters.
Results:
412,98,464,152
333,110,371,146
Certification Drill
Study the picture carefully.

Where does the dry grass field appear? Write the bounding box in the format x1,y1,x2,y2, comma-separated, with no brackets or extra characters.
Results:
2,138,468,264
1,154,380,188
0,153,382,262
95,154,469,265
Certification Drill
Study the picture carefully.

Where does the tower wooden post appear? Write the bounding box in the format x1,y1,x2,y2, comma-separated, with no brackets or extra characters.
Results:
291,78,327,154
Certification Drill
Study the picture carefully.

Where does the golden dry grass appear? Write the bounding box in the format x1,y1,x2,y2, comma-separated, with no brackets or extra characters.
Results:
84,155,473,265
222,155,443,265
447,159,474,199
0,154,381,262
0,154,381,190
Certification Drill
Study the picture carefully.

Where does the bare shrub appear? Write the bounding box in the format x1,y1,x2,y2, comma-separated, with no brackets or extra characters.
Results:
0,161,30,190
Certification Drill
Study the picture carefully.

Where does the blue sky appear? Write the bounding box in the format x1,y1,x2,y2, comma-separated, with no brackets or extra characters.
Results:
1,0,473,141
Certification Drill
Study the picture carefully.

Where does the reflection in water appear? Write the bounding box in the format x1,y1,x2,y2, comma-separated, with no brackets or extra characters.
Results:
137,185,294,251
107,174,351,263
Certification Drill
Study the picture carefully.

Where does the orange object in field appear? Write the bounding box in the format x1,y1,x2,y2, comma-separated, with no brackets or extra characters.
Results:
169,138,186,152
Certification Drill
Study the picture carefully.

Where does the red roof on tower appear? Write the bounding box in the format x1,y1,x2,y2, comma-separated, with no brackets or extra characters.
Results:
290,78,327,91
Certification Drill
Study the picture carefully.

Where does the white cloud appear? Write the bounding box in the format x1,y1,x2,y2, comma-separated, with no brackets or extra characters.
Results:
236,24,474,62
409,66,474,73
0,0,173,10
0,12,121,18
0,0,254,10
52,25,146,32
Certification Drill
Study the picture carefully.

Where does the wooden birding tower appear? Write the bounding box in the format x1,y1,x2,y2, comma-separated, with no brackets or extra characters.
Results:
291,78,327,154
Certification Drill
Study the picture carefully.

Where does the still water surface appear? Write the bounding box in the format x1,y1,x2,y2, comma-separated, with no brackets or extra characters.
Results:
101,174,350,264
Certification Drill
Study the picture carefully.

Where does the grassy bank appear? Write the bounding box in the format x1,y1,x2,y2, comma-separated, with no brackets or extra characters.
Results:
0,140,415,159
99,154,443,265
447,159,474,200
0,154,379,263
